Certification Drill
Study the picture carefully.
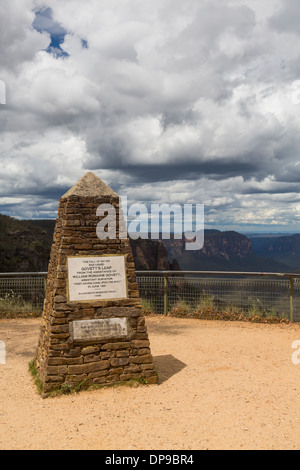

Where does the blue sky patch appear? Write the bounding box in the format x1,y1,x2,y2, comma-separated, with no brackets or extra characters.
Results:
33,8,89,57
33,8,88,57
33,7,69,57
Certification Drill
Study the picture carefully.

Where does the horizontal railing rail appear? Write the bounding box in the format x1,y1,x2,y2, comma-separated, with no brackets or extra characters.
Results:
136,270,300,278
0,272,48,277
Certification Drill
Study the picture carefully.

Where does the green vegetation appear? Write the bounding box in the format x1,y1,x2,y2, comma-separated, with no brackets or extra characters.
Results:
0,213,54,272
28,358,152,398
141,298,156,315
0,292,42,318
28,360,43,395
167,295,290,324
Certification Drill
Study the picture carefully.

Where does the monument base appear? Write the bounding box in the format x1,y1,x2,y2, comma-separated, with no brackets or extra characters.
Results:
36,306,157,397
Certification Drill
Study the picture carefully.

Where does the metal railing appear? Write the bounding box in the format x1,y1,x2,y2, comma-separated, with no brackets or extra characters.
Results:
0,270,300,322
136,271,300,322
0,272,47,310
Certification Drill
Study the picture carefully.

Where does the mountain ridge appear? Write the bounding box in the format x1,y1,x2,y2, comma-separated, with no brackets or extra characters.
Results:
161,230,295,273
250,233,300,270
0,214,298,273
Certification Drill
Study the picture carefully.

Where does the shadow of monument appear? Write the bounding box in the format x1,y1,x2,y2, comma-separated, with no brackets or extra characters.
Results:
153,354,187,384
147,322,192,336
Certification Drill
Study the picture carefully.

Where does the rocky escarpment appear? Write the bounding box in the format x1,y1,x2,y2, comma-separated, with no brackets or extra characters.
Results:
0,215,177,272
130,239,179,271
162,230,251,259
162,230,292,272
0,215,296,273
250,234,300,269
0,216,54,272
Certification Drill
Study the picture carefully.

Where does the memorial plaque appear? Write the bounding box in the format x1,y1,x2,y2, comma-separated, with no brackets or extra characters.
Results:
67,255,127,302
72,317,128,341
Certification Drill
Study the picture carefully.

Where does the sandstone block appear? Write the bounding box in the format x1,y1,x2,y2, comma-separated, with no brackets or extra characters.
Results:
68,360,110,375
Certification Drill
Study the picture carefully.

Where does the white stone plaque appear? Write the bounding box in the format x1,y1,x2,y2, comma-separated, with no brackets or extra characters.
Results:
72,318,128,341
67,255,127,302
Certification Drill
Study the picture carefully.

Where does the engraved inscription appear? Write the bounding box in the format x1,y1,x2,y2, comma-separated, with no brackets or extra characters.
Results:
68,255,127,302
72,317,128,341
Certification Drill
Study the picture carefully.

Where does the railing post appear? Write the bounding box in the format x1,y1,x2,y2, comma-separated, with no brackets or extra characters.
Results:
164,272,168,316
289,277,295,323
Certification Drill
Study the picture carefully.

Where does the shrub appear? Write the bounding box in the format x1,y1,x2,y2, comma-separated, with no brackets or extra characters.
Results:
168,297,289,324
0,291,41,318
141,298,156,316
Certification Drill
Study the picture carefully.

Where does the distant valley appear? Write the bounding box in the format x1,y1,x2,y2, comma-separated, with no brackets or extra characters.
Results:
162,230,298,273
0,215,176,273
0,214,299,273
249,233,300,269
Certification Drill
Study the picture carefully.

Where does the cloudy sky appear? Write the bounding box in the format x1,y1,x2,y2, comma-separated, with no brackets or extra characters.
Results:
1,0,300,233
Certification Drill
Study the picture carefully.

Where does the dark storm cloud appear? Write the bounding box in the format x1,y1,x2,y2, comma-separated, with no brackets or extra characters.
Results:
88,159,258,184
1,0,300,230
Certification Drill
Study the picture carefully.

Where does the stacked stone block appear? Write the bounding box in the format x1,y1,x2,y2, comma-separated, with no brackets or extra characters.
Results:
35,173,157,396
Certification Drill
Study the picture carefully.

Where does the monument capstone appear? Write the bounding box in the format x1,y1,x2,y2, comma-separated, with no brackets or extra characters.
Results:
35,172,157,396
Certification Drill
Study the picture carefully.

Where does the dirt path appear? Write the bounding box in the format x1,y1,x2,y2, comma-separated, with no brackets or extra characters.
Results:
0,316,300,450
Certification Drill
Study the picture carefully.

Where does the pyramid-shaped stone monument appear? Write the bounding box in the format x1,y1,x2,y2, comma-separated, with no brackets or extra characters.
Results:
35,172,157,397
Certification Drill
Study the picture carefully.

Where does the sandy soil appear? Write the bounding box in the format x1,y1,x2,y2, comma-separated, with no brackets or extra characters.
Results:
0,315,300,450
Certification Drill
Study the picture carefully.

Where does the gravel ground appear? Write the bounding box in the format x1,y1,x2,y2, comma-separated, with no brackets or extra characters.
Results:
0,316,300,450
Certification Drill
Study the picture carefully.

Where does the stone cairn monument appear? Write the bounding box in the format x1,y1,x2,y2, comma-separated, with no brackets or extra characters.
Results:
35,172,157,397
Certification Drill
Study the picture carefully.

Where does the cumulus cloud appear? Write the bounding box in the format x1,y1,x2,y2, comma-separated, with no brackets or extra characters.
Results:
0,0,49,70
0,0,300,231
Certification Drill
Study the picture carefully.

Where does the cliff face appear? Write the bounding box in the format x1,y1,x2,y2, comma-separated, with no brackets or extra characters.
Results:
0,217,54,272
162,230,252,261
0,215,176,272
0,214,296,273
161,230,292,272
199,231,252,259
129,239,178,270
251,234,300,269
